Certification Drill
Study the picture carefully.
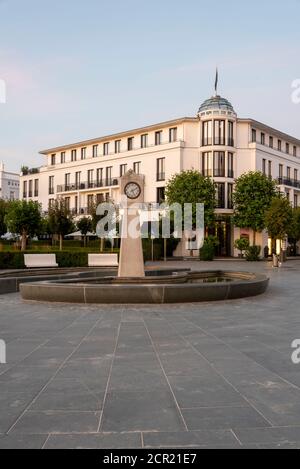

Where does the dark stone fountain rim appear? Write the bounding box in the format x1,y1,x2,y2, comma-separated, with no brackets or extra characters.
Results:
20,270,269,304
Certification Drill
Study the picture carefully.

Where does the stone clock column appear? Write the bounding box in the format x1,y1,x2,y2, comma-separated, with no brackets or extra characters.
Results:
118,171,145,278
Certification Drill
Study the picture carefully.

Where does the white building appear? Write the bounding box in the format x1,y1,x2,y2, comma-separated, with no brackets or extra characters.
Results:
20,92,300,256
0,162,20,200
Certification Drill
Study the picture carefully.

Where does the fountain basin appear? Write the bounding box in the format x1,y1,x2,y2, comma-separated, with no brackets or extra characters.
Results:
20,270,269,304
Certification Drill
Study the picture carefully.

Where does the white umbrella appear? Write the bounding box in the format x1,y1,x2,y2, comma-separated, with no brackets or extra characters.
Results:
1,232,18,240
65,231,96,238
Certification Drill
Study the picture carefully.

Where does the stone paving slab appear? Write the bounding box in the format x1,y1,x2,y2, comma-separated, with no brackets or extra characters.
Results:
0,260,299,448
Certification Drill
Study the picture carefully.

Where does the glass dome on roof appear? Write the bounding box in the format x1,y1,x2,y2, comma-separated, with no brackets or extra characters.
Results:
198,95,235,114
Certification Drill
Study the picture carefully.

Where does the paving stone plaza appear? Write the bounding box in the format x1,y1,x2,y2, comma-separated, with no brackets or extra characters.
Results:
0,260,300,449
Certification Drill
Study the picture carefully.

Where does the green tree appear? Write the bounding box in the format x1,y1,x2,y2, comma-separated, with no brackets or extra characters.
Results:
287,207,300,256
48,199,74,251
165,170,216,228
5,200,42,251
265,197,293,242
0,199,9,237
77,217,93,247
234,237,250,258
233,172,279,245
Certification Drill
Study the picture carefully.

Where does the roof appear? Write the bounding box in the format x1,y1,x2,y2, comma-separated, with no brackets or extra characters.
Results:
39,117,198,155
238,118,300,146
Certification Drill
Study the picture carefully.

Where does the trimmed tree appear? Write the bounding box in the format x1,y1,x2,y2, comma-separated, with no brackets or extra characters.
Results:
233,171,279,246
77,217,93,247
48,199,74,251
287,207,300,256
165,170,216,228
5,200,42,251
265,197,293,242
0,199,9,238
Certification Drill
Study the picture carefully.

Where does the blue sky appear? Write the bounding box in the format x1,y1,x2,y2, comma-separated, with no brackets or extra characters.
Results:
0,0,300,171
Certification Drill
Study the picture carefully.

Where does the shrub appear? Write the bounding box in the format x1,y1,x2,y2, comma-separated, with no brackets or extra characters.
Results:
200,236,219,261
245,245,261,261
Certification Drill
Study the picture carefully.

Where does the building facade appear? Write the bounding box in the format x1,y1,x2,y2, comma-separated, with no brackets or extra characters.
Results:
20,94,300,256
0,162,20,200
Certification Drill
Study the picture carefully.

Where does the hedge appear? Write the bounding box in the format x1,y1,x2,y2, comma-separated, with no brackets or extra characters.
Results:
0,251,89,270
0,241,164,269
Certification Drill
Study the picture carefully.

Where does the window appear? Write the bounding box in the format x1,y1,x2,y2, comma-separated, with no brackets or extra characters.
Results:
156,158,165,181
141,134,148,148
155,131,162,145
251,129,257,143
286,143,290,154
228,152,234,178
278,140,282,151
71,149,77,162
157,187,165,204
127,137,134,151
279,164,283,179
106,166,112,185
202,152,213,176
93,145,98,158
34,179,39,197
286,191,290,202
133,162,141,174
61,152,66,164
49,176,54,195
115,140,121,154
293,146,297,157
75,172,81,188
81,147,86,160
97,168,103,187
103,142,110,156
269,136,273,148
23,181,27,198
214,120,225,145
268,161,272,178
262,159,266,175
228,183,233,209
87,195,94,212
213,151,225,177
88,170,94,187
65,173,70,189
215,183,225,208
228,121,234,146
51,154,56,166
29,180,32,197
65,197,70,211
294,194,298,208
169,127,177,143
261,133,265,145
294,169,298,182
287,167,291,180
74,196,78,214
202,121,212,146
48,199,55,209
120,164,127,177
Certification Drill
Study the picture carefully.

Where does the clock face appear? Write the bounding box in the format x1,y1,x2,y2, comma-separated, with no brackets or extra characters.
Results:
124,182,141,200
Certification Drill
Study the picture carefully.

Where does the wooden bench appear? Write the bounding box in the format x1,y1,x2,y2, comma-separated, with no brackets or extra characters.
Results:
88,253,119,267
24,254,58,268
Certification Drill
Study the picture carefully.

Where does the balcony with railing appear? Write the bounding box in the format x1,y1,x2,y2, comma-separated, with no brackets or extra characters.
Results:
201,138,235,147
57,178,120,193
277,177,300,189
